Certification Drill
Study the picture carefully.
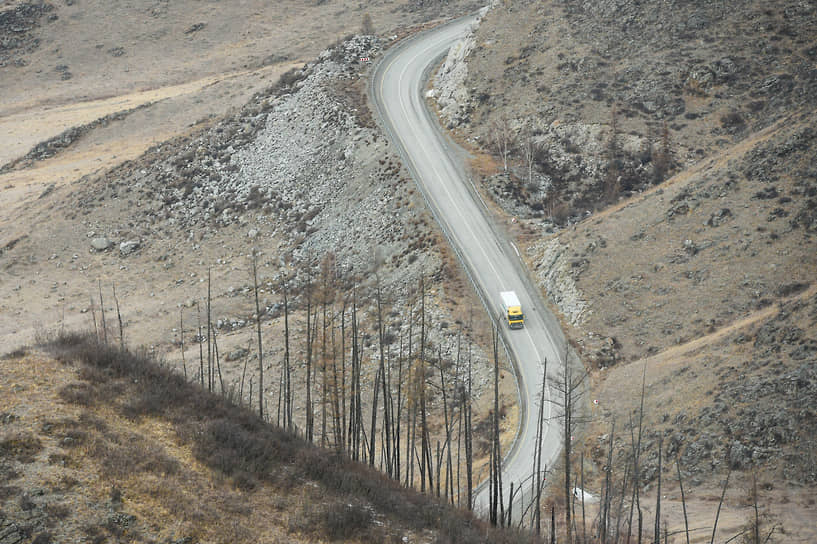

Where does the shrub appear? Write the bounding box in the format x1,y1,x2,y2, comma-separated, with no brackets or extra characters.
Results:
0,434,43,463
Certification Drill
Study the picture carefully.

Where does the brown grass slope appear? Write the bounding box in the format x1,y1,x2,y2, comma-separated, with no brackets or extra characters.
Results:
437,0,817,537
1,334,524,544
525,106,817,541
462,0,816,217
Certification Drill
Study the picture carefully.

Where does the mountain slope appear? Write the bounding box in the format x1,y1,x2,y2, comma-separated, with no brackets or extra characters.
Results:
0,335,522,543
429,0,817,537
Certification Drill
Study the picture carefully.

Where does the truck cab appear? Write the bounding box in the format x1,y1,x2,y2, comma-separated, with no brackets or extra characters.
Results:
500,291,524,329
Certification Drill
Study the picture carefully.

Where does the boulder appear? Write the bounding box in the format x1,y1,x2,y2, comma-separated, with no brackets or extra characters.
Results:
90,237,111,251
119,240,140,256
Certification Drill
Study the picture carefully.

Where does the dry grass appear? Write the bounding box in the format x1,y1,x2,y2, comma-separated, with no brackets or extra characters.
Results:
469,152,500,178
0,331,533,543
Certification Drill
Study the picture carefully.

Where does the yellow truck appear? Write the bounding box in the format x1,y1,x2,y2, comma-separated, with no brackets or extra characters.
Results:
500,291,524,329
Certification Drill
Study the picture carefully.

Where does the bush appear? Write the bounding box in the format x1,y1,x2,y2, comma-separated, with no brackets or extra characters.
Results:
0,434,43,463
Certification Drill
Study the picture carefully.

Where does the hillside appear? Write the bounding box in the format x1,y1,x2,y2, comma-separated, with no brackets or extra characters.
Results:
0,335,522,543
436,0,815,218
430,0,817,538
1,1,524,541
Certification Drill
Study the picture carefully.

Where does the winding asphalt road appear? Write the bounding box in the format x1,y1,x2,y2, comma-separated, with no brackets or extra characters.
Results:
370,14,568,518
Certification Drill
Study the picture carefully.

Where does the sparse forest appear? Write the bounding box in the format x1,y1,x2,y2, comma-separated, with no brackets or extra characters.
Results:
69,252,787,543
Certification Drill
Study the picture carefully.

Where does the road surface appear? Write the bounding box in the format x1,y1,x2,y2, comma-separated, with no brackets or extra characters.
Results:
370,13,569,519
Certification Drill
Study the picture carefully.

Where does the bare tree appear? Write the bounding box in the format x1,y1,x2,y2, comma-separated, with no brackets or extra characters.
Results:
549,341,587,543
283,280,293,431
465,333,474,510
533,357,548,535
710,463,732,544
490,115,514,173
98,280,108,345
521,119,540,190
361,12,374,35
252,251,265,419
677,457,691,544
207,267,212,392
179,307,187,379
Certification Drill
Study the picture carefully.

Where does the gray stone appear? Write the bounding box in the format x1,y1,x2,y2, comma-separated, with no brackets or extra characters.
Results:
119,240,140,255
90,237,111,251
226,347,249,362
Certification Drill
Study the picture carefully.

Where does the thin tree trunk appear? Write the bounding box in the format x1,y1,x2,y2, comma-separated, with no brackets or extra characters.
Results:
465,335,473,510
535,358,548,535
89,295,98,342
305,282,314,442
284,283,292,431
676,458,690,544
492,326,504,526
210,322,225,395
321,282,328,448
240,341,251,406
395,331,404,482
252,253,264,419
179,307,187,379
627,365,648,544
419,275,429,493
710,468,731,544
98,279,108,345
113,283,124,349
655,435,663,544
581,452,587,544
207,267,212,392
752,471,760,544
197,303,204,388
602,424,616,542
369,363,381,467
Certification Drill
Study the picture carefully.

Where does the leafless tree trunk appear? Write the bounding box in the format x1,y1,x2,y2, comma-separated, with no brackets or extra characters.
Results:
207,267,212,392
89,295,98,342
394,330,404,482
465,334,474,510
252,252,264,419
601,423,615,542
179,307,187,379
240,340,251,406
284,282,293,431
197,302,204,388
676,457,690,544
751,471,760,544
521,119,539,189
491,115,514,172
654,435,663,544
627,365,648,544
534,358,548,535
211,322,225,395
419,275,431,493
710,467,732,544
98,280,108,345
552,341,586,543
305,279,314,442
491,326,504,526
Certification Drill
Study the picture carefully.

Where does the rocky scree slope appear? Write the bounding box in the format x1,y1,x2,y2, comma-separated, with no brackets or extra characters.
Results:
0,1,54,69
435,0,817,221
65,35,446,295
